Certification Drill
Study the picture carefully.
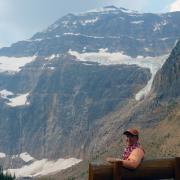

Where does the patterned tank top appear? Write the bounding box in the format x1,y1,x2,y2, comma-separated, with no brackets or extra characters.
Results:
122,142,144,160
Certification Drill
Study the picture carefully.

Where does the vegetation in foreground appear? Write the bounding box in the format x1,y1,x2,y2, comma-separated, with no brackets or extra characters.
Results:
0,166,15,180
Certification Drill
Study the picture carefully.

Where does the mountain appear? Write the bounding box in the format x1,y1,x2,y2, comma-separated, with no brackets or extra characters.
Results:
0,6,179,178
0,6,180,57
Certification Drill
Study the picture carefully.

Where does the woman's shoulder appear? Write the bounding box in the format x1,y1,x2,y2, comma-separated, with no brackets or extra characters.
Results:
132,146,145,156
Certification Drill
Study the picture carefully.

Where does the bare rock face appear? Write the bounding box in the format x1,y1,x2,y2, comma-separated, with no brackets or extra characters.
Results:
152,40,180,100
16,57,150,159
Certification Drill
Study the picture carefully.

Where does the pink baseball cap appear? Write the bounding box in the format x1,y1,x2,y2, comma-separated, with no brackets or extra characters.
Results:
123,128,139,136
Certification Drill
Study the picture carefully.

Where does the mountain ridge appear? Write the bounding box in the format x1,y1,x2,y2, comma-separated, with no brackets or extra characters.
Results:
152,39,180,100
0,8,180,57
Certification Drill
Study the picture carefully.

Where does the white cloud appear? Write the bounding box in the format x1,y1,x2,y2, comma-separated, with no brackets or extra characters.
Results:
170,0,180,12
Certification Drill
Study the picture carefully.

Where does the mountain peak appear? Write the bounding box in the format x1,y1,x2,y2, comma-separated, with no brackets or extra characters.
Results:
83,6,138,14
103,5,118,10
120,7,138,13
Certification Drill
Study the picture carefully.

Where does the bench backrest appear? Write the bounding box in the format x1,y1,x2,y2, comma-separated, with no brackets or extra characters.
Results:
89,157,180,180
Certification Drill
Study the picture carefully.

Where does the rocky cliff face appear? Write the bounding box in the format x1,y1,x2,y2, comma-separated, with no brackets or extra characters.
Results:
152,40,180,99
0,55,150,159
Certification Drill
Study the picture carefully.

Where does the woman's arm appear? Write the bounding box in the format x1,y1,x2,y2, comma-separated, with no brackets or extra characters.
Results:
122,148,144,169
106,148,144,169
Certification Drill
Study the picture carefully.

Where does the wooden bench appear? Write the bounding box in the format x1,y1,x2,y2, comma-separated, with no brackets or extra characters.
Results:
89,157,180,180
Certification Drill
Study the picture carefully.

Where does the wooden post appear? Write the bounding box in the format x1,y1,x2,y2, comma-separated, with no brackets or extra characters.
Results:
113,161,123,180
175,157,180,180
89,163,93,180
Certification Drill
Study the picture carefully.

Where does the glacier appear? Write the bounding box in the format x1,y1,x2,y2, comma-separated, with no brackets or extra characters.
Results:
69,49,168,100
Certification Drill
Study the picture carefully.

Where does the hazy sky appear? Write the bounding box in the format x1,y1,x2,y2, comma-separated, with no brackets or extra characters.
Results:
0,0,180,48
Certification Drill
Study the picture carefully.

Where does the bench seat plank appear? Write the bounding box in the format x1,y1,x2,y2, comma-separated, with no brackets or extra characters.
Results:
89,158,179,180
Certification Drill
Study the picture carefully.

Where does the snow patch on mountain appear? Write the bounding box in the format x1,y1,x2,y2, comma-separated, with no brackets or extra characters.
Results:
131,20,144,24
8,157,82,178
62,20,69,28
0,152,6,158
0,90,31,107
69,49,168,100
47,67,55,70
7,93,30,107
153,20,168,31
0,89,14,98
0,152,81,178
80,17,99,25
160,37,169,41
0,56,36,73
63,32,105,39
45,54,60,60
26,38,44,42
20,152,34,162
144,47,151,52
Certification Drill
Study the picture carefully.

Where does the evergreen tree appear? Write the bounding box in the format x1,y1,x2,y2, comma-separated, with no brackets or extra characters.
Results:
0,166,15,180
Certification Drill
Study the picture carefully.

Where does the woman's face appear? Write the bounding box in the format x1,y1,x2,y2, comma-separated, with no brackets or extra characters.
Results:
126,134,138,146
